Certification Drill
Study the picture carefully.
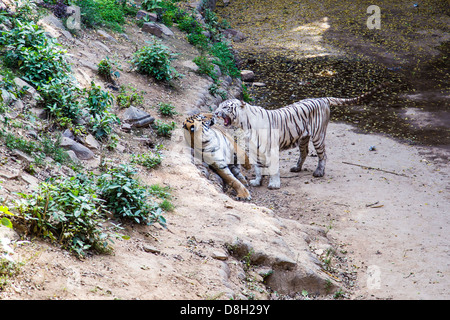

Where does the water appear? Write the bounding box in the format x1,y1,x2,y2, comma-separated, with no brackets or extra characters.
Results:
215,0,450,149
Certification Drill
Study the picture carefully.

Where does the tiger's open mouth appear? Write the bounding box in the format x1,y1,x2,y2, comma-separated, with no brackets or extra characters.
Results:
223,115,232,127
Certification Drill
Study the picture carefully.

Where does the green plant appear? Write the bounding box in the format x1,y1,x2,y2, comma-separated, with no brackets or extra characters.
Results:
131,150,162,169
97,57,120,82
241,83,253,103
209,83,227,100
131,38,181,82
193,55,218,81
37,77,82,123
116,85,145,109
153,120,176,137
148,184,171,199
157,102,177,117
84,82,113,116
0,20,71,88
14,175,113,257
75,0,131,32
97,165,166,226
141,0,163,12
159,199,174,212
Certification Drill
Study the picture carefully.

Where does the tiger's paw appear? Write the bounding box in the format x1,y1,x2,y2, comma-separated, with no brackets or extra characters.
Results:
236,195,251,201
267,182,280,189
290,166,302,172
249,179,261,187
313,168,325,177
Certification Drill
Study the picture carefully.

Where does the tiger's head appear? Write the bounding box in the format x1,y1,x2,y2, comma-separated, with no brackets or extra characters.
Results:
214,99,246,127
182,113,215,148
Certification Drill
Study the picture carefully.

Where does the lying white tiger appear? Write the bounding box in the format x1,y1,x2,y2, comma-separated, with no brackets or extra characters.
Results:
183,113,251,200
214,86,384,189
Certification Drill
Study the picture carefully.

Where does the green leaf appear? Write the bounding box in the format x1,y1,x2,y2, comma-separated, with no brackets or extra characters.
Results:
0,206,13,216
1,217,13,229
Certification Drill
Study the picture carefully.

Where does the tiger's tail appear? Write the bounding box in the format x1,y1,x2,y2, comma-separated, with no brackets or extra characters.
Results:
327,83,386,107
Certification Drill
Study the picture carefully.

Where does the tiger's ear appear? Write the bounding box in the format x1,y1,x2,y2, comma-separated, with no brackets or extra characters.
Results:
239,100,245,108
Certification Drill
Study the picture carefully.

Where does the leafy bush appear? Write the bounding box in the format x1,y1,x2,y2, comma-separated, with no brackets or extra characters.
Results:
131,150,162,169
97,57,120,82
97,165,166,226
153,120,176,137
0,20,71,87
131,38,181,82
75,0,135,32
37,77,82,123
157,102,177,117
116,85,144,109
15,175,113,257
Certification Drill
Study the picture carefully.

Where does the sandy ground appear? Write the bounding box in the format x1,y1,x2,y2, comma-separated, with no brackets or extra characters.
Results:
247,122,449,299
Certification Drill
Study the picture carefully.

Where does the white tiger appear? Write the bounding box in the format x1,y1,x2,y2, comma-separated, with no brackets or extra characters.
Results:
214,86,384,189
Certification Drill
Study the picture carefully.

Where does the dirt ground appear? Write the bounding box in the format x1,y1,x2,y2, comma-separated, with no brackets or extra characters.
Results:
0,1,449,301
247,124,449,299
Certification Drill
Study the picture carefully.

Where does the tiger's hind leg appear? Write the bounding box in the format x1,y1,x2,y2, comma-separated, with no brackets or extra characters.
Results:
215,165,251,200
312,136,326,177
290,136,310,172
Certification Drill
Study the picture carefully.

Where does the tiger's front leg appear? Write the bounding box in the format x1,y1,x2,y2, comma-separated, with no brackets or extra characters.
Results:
249,164,262,187
215,165,251,201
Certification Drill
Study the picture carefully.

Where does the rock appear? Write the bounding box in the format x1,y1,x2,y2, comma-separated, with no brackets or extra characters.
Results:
79,59,99,72
141,22,163,37
60,136,95,160
212,250,228,261
240,70,255,81
13,77,41,102
122,106,155,128
141,22,174,37
66,150,79,163
181,60,199,72
97,29,118,43
136,10,157,21
21,172,39,189
223,28,247,42
143,245,161,254
252,82,266,87
93,40,110,53
11,149,34,163
84,134,101,150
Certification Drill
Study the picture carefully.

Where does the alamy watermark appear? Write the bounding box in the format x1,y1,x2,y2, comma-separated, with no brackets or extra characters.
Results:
367,5,381,29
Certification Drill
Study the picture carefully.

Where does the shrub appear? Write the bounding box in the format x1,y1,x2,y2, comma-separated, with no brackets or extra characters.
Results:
153,120,176,137
97,57,120,82
0,20,71,87
116,85,144,109
37,77,82,123
131,150,162,169
15,175,113,257
131,38,181,82
157,102,177,117
75,0,133,32
97,164,166,226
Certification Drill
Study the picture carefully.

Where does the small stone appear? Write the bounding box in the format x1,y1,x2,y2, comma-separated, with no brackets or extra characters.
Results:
212,251,228,261
240,70,255,81
143,245,161,254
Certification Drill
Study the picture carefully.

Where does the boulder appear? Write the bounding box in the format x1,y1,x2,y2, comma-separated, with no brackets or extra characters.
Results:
240,70,255,81
122,106,155,128
141,22,174,37
136,10,157,22
60,136,95,160
141,22,163,37
223,28,247,42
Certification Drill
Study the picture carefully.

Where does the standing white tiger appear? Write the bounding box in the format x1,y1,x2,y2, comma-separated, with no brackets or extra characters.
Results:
214,86,384,189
